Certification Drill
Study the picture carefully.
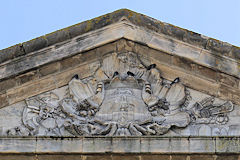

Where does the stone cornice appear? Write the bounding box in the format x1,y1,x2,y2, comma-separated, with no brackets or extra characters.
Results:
1,9,239,65
0,136,239,154
0,20,239,82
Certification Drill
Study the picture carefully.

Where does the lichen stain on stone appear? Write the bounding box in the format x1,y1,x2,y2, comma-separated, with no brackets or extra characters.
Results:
215,59,219,65
127,10,134,18
237,64,240,71
0,43,22,54
85,21,93,32
1,8,239,67
136,14,142,24
217,139,227,150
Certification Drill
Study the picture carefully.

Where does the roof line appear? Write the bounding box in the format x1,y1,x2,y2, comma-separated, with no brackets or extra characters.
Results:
0,9,239,64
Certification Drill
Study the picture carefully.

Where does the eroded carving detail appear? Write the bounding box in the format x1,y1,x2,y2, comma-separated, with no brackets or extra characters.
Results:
6,52,234,136
190,97,234,125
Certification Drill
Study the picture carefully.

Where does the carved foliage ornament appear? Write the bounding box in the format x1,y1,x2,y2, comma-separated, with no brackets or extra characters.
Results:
7,52,234,136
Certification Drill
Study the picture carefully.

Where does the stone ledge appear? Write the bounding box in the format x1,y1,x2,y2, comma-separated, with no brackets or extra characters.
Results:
0,21,239,82
0,136,239,154
0,154,239,160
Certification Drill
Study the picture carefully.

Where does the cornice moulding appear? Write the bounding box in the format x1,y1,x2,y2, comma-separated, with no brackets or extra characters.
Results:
0,136,239,154
0,21,239,81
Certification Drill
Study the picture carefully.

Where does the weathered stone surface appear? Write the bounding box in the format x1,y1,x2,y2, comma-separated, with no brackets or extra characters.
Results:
161,23,186,41
0,44,25,63
142,138,170,153
116,38,134,53
219,73,239,88
216,155,239,160
112,138,140,153
22,37,48,54
194,65,218,82
0,22,239,87
38,154,83,160
54,62,97,88
0,9,239,72
6,76,55,105
36,138,83,153
219,84,240,104
141,155,170,160
59,55,82,71
84,155,112,160
0,78,16,93
189,138,215,153
0,34,239,114
206,38,232,55
190,155,215,160
0,138,36,153
172,56,195,73
171,155,187,160
201,49,239,78
15,70,39,85
39,62,60,77
199,50,218,69
0,22,125,80
170,137,189,153
112,155,139,160
97,41,117,57
216,137,240,153
0,137,239,154
6,52,232,137
1,51,237,138
153,60,220,96
0,155,35,160
83,138,112,153
148,48,172,65
230,46,240,60
0,60,100,108
0,101,25,134
217,58,239,77
0,93,8,108
183,31,208,48
1,154,240,160
45,29,70,47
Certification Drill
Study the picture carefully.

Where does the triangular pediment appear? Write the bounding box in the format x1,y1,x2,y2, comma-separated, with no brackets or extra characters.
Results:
0,49,238,137
0,9,239,156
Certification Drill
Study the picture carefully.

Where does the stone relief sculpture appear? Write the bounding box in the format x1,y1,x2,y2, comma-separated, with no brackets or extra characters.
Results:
6,52,234,136
190,97,233,125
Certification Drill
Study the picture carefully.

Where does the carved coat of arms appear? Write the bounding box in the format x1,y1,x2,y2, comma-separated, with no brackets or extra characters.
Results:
7,52,234,136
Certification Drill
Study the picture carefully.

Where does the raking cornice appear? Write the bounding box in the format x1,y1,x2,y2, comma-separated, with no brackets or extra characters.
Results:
0,9,239,80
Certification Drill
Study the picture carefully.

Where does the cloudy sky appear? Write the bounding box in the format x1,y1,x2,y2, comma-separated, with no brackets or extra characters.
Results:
0,0,239,49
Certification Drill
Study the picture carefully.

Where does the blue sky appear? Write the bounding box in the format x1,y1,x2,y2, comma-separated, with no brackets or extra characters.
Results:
0,0,239,49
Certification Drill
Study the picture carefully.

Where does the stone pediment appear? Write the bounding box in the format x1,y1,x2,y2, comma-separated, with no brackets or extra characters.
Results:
4,51,235,137
0,9,240,156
